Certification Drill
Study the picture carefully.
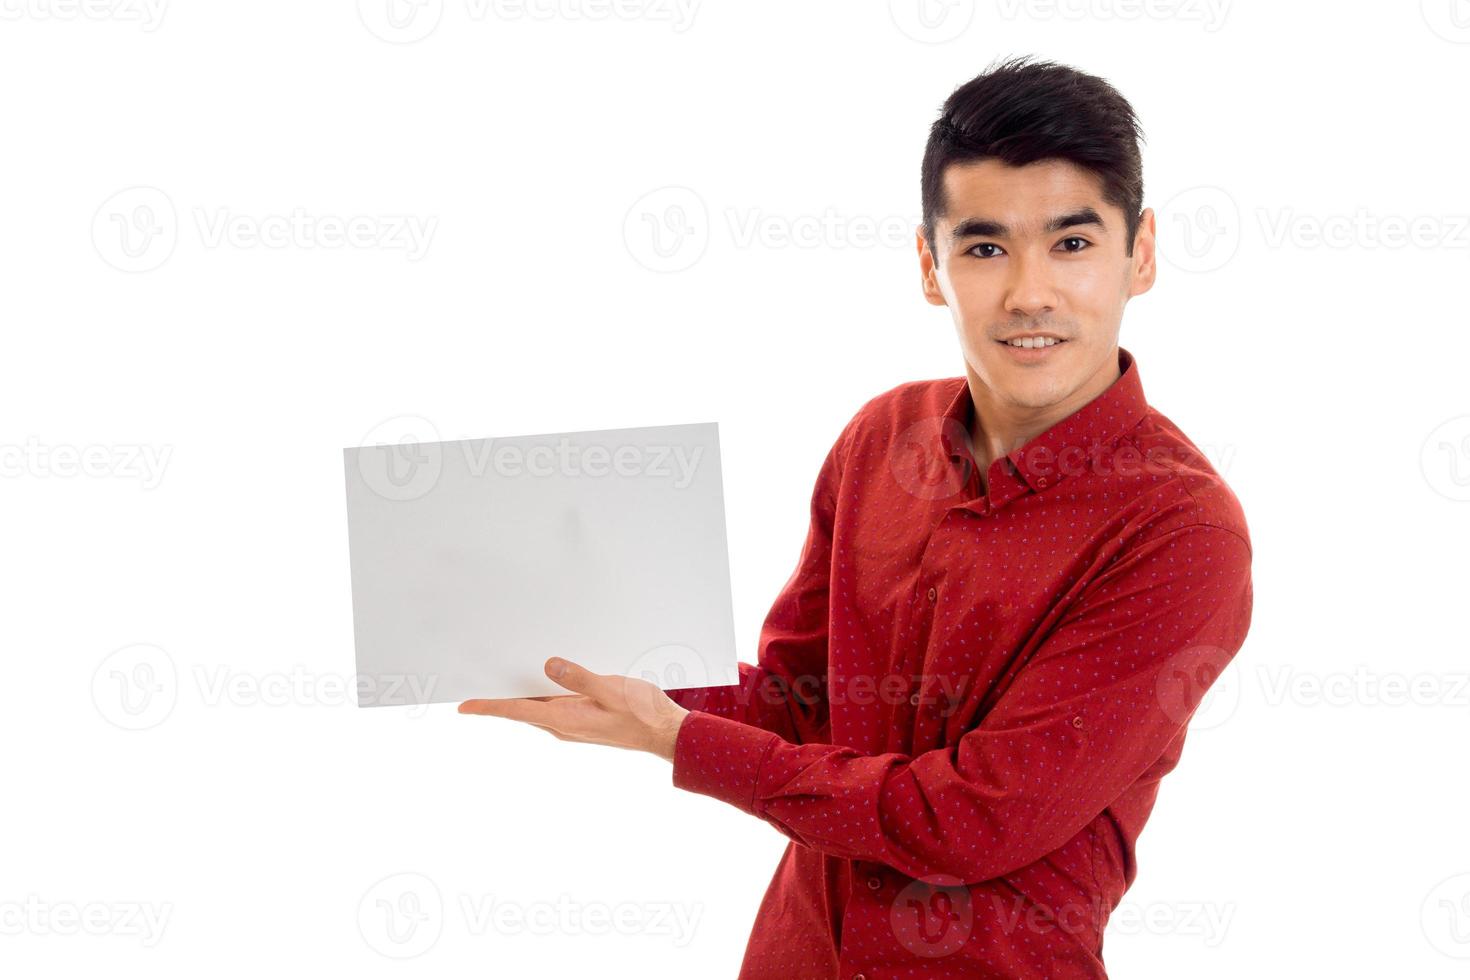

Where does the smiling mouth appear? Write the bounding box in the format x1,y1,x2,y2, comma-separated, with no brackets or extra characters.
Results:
997,338,1068,349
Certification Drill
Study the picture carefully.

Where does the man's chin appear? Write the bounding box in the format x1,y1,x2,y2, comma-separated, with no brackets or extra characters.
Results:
983,357,1076,408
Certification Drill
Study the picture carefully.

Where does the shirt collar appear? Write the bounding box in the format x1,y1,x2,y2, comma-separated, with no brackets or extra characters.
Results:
942,345,1149,505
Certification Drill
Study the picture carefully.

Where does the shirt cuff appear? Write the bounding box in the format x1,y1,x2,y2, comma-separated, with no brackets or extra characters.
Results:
670,710,780,816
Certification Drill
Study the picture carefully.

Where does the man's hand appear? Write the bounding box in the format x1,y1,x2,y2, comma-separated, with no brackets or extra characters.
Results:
457,657,691,763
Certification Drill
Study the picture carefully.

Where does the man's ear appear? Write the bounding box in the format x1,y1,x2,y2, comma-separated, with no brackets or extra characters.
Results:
1127,207,1157,298
917,225,947,307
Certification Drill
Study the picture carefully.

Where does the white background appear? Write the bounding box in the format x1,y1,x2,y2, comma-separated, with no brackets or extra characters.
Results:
3,1,1468,976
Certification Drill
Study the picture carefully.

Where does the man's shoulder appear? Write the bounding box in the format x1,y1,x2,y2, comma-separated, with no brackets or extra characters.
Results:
827,376,966,463
1127,406,1251,554
845,375,967,429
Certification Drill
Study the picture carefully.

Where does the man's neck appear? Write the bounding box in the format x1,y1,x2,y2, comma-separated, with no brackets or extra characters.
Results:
964,345,1122,479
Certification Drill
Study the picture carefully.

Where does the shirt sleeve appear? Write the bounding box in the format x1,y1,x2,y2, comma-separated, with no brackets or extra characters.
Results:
670,521,1253,884
665,414,856,746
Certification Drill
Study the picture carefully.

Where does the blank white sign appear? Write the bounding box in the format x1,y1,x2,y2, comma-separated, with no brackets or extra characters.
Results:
343,421,740,706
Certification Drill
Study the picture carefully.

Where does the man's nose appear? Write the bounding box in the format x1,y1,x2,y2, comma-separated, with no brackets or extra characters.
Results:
1003,253,1059,318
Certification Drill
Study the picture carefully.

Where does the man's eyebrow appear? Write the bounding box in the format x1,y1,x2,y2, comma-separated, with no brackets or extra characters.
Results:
949,207,1107,245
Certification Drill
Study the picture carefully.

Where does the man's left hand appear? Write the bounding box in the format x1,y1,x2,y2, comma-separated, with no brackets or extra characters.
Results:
458,657,691,763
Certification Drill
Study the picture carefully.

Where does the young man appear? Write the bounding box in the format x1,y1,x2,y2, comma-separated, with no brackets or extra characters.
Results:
461,56,1253,979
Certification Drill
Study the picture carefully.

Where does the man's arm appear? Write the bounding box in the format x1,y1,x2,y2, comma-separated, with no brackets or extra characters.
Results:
664,413,857,745
671,521,1253,884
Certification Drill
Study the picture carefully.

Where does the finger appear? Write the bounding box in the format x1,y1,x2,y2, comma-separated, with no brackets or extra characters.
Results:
544,658,613,700
457,698,554,723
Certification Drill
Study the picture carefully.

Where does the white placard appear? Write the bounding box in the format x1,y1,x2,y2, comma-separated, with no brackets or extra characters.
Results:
343,421,740,706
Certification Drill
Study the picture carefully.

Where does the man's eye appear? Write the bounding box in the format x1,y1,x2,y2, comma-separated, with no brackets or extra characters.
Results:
970,243,1003,258
1057,237,1091,253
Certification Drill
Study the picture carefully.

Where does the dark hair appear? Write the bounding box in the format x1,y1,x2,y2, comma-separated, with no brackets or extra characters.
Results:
921,56,1146,258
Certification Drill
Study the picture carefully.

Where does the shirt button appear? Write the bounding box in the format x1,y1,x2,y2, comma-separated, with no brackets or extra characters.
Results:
867,875,882,891
1036,477,1048,488
927,586,937,602
854,975,867,980
909,692,921,706
1072,715,1084,728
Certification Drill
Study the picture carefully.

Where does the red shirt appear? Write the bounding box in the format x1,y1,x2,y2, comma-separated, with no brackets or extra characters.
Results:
668,346,1254,979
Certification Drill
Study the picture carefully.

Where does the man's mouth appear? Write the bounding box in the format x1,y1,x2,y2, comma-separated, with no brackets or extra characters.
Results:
997,337,1068,349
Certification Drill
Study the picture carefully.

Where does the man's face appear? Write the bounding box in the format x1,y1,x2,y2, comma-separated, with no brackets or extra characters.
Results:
918,157,1156,414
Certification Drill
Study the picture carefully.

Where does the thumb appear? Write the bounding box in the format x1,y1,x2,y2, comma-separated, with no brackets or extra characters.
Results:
545,658,606,698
